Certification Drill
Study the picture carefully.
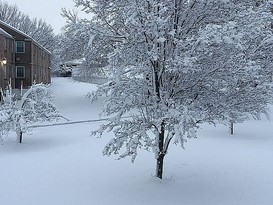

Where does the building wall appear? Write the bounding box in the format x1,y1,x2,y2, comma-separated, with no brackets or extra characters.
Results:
31,42,51,85
15,40,32,88
0,34,14,90
0,22,51,89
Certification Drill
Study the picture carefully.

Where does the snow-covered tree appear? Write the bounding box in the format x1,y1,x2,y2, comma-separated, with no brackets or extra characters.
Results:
0,84,62,143
0,88,11,143
0,0,21,27
60,8,114,79
58,10,85,62
194,2,273,133
75,0,273,179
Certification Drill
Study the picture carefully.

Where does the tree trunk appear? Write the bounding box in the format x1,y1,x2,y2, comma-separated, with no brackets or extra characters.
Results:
230,122,234,135
156,122,165,179
17,130,23,143
19,131,23,143
156,153,165,179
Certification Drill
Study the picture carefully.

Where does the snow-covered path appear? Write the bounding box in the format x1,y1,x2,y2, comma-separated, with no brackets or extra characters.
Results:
51,77,101,121
0,77,273,205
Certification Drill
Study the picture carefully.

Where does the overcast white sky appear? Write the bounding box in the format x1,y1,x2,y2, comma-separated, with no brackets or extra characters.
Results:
6,0,79,34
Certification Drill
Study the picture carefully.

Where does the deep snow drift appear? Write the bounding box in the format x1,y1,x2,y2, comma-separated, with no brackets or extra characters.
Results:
0,77,273,205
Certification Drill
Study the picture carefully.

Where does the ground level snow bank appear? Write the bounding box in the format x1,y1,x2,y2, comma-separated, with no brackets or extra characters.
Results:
0,77,272,205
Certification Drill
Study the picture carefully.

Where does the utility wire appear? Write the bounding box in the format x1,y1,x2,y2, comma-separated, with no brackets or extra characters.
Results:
27,116,133,129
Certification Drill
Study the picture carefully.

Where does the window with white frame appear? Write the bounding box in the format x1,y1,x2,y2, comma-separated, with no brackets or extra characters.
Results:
16,41,25,53
16,66,25,78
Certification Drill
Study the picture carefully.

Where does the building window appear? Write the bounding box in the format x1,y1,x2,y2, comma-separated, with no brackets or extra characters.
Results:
16,41,25,53
16,66,25,78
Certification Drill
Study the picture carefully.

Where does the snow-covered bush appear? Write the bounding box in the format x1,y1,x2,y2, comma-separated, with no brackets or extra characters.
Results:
0,84,62,143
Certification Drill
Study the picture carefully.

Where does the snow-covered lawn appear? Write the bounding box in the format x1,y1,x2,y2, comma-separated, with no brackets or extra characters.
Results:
0,77,273,205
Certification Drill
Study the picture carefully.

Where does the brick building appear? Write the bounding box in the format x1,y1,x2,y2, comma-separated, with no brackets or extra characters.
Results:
0,20,51,91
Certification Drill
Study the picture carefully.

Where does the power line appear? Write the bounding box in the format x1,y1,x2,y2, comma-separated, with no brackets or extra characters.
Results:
27,116,133,128
27,118,110,128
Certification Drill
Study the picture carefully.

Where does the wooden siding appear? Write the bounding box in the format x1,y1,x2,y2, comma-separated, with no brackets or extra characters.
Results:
0,21,51,89
0,33,14,90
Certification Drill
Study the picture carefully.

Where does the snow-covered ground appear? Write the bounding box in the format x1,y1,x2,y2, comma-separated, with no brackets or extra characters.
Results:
0,77,273,205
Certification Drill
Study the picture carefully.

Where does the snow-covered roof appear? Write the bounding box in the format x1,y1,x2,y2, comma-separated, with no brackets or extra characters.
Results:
0,28,13,39
0,20,51,54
